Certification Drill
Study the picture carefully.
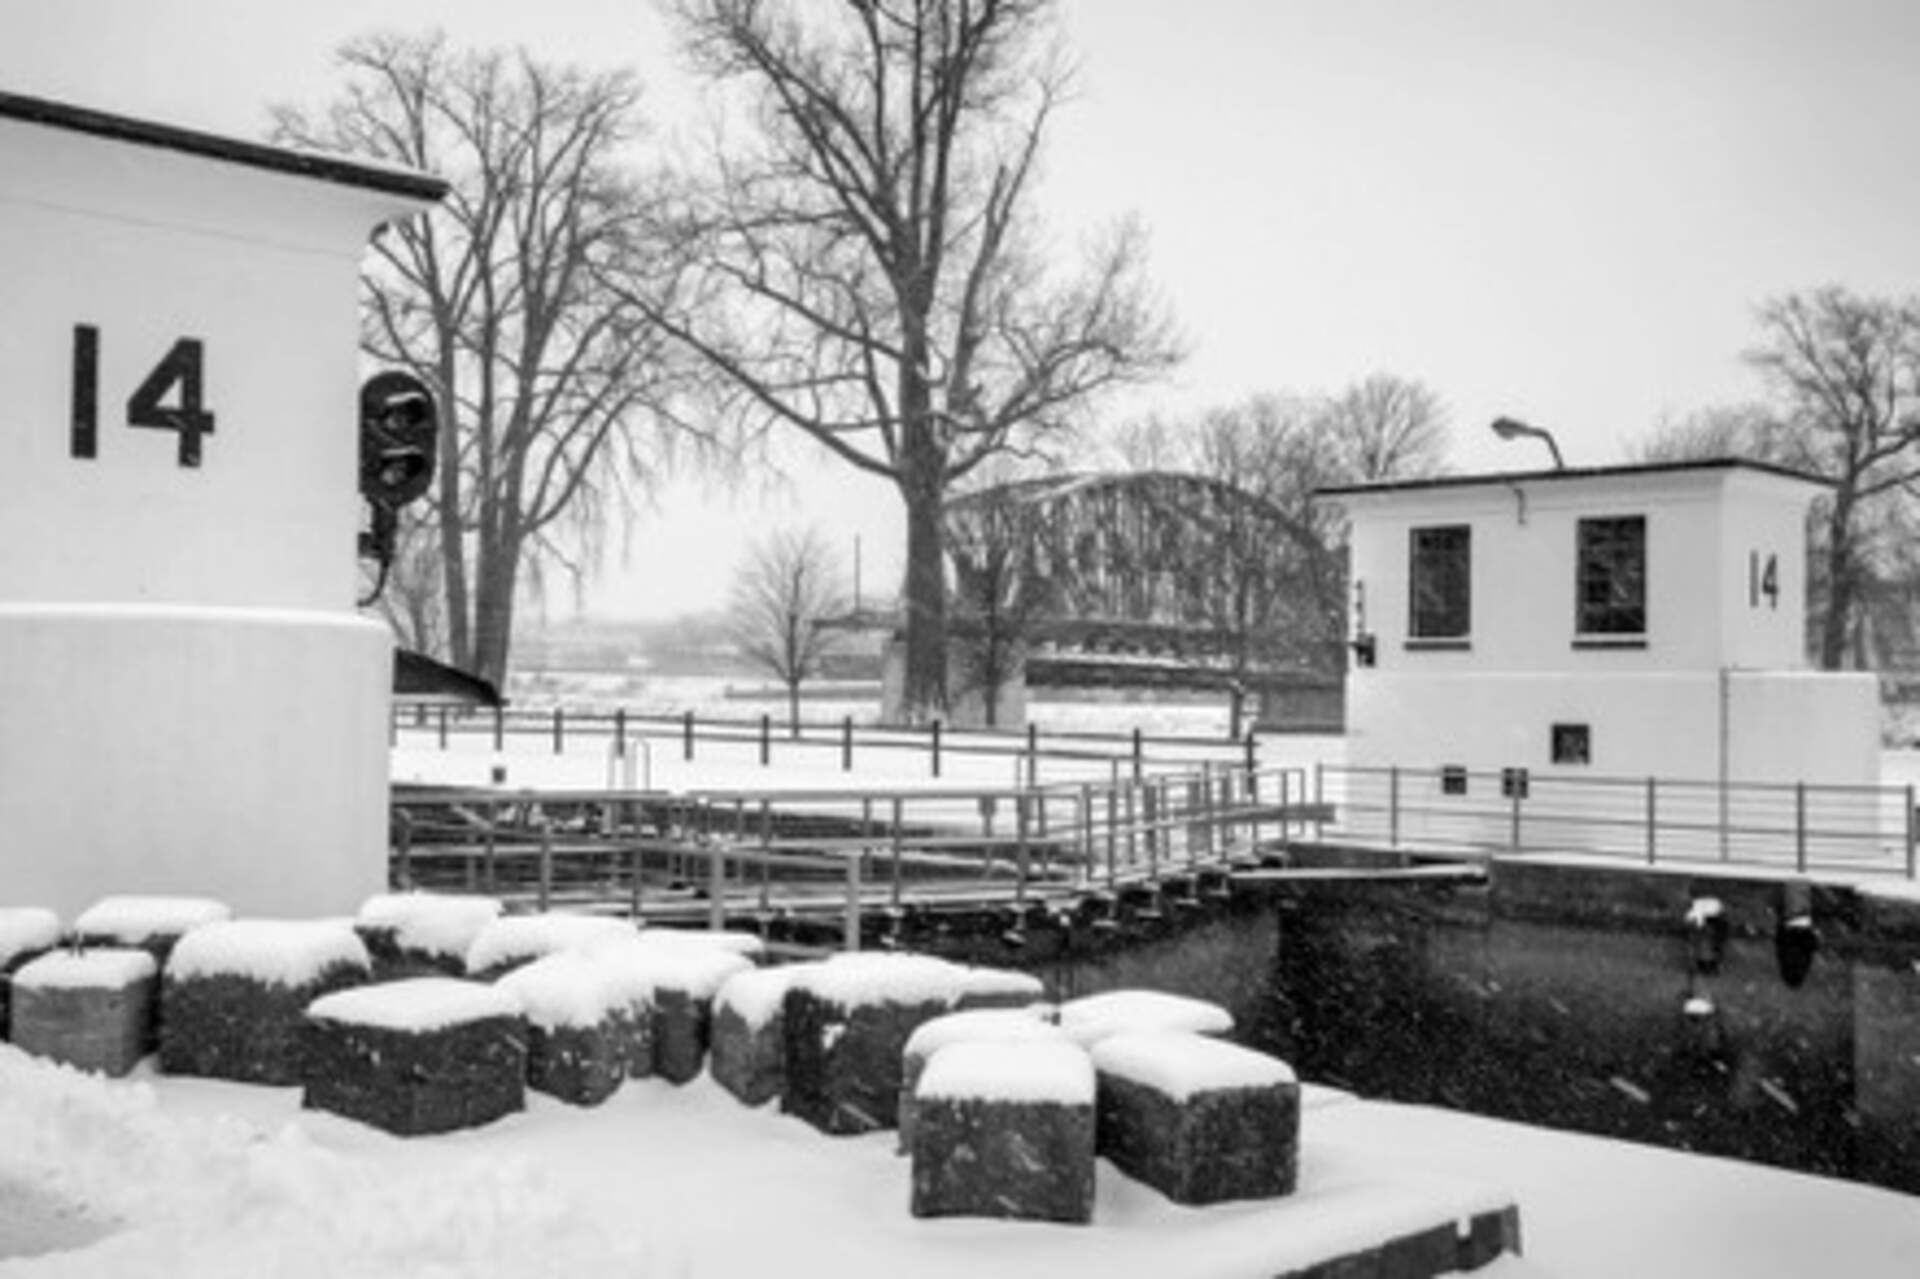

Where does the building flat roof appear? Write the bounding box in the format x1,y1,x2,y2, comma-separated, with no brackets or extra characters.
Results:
0,91,447,202
1315,456,1831,500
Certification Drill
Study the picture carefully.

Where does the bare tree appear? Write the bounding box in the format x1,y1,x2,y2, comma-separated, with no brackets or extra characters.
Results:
1745,286,1920,669
1632,397,1920,669
1321,373,1451,482
946,485,1058,727
1107,381,1451,731
373,510,448,657
728,527,850,733
275,32,705,686
630,0,1180,721
1632,403,1794,466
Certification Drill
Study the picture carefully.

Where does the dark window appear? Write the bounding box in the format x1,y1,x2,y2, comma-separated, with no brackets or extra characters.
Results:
1577,516,1646,636
1409,525,1471,639
1552,723,1591,766
1501,767,1530,799
1440,765,1468,795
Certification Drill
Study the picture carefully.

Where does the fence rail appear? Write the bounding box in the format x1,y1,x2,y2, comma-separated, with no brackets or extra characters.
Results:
392,702,1255,786
1317,763,1919,879
388,763,1322,944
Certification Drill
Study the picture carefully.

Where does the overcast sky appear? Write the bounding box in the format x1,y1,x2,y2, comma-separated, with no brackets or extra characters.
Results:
6,0,1918,620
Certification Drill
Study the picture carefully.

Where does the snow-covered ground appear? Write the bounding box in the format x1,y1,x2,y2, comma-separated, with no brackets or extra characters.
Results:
1,1042,1915,1279
4,709,1914,1275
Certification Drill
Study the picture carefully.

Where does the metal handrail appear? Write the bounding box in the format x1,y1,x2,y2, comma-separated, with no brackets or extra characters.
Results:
392,700,1256,783
1317,763,1918,879
388,763,1321,939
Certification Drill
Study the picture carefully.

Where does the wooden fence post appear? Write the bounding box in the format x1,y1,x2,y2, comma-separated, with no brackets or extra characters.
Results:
1645,778,1658,866
758,800,773,913
843,854,861,953
1079,784,1094,886
537,818,553,914
1389,765,1401,850
393,810,413,890
1795,782,1807,873
891,796,905,908
709,811,726,932
1014,793,1030,907
1907,784,1916,880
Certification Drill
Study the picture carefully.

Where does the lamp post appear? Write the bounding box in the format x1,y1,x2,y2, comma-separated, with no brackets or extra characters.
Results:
1490,416,1566,469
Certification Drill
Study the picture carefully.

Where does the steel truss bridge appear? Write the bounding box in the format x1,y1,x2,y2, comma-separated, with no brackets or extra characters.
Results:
941,471,1342,703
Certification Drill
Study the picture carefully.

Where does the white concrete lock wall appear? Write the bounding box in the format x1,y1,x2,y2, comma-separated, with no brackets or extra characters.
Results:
0,103,437,918
1328,461,1882,857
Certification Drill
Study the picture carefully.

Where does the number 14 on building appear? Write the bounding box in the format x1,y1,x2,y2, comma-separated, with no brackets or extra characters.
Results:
70,324,216,468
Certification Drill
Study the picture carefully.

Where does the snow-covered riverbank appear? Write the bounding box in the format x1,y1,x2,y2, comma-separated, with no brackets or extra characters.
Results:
2,1043,1914,1278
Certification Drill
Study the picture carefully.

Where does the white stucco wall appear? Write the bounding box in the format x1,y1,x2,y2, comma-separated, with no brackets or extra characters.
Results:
1340,466,1819,676
0,606,392,918
1331,463,1879,831
1342,669,1881,857
0,107,435,917
1347,669,1877,785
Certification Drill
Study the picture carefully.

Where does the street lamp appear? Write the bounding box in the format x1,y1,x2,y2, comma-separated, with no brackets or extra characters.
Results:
1490,416,1565,469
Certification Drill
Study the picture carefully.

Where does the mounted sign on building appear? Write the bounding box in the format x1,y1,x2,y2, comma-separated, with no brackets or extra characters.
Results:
0,94,445,916
1317,459,1880,852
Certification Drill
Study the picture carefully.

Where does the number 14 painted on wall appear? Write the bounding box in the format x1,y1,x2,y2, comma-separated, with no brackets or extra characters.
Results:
1749,551,1779,609
70,324,216,468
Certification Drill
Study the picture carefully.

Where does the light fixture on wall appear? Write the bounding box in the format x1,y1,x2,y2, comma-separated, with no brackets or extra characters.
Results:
1490,416,1566,469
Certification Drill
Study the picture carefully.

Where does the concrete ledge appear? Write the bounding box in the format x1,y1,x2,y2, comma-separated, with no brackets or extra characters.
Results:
1274,1205,1522,1279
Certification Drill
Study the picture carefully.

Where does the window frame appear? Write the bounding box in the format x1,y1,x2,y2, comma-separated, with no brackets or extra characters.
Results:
1574,514,1647,643
1407,523,1473,646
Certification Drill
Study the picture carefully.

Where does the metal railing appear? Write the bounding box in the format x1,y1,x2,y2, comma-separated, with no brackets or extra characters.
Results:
1316,763,1919,879
388,763,1323,945
391,703,1254,786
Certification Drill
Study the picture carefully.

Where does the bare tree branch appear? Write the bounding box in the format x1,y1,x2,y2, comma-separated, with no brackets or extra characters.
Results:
623,0,1180,719
277,32,714,685
727,526,850,733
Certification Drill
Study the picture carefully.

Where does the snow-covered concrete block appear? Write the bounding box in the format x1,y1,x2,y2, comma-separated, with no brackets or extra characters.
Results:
596,937,755,1084
462,912,637,980
9,948,158,1077
1091,1030,1299,1206
634,927,767,961
159,919,371,1085
71,896,230,1052
71,895,231,964
781,953,980,1136
710,963,818,1107
909,1038,1097,1224
495,951,634,1106
953,965,1046,1011
0,907,62,1038
356,892,503,978
1056,988,1233,1048
898,1007,1067,1151
303,978,526,1136
0,907,60,970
